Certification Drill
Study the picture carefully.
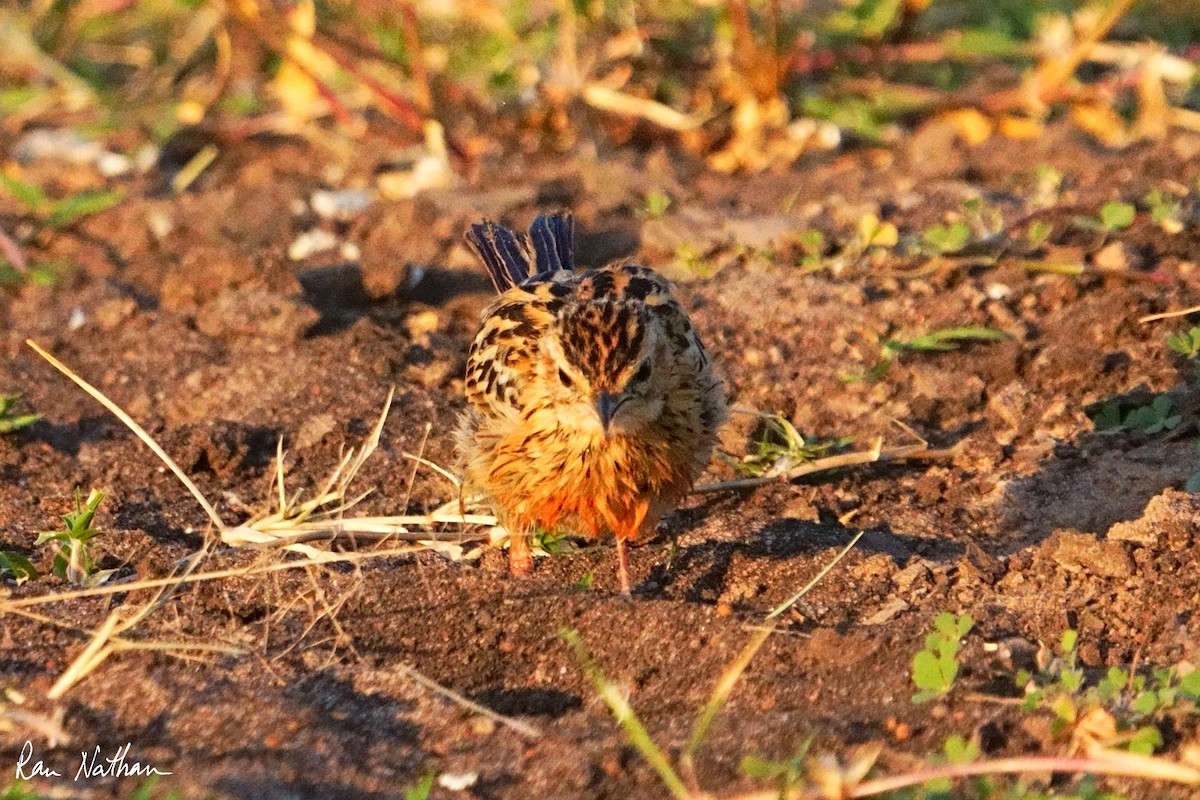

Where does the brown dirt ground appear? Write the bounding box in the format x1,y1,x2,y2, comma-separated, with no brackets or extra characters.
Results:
2,120,1200,800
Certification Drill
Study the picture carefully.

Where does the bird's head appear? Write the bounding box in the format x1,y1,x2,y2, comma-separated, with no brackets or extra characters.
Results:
538,299,669,437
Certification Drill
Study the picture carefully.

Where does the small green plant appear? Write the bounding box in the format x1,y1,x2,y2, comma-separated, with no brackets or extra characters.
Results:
911,612,974,702
740,741,814,797
921,220,972,254
857,212,899,249
962,197,1006,242
1016,630,1199,755
1026,219,1054,248
848,326,1007,382
1075,201,1136,234
796,229,826,270
1,781,43,800
722,413,851,478
672,242,713,277
1166,326,1200,359
0,174,111,288
403,774,435,800
1144,188,1184,234
641,189,672,219
532,525,577,556
1186,440,1200,494
0,260,66,288
1090,394,1180,434
0,394,39,433
1030,164,1064,208
0,174,124,230
35,488,116,586
0,551,37,584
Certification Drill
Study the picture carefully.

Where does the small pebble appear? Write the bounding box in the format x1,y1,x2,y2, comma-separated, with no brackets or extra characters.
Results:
1093,241,1129,271
437,772,478,791
985,282,1012,300
288,229,339,261
146,209,174,241
311,188,373,220
471,717,497,736
96,152,132,177
14,128,101,165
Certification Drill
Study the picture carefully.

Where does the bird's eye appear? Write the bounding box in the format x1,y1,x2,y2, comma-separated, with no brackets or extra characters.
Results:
633,358,652,383
558,368,574,388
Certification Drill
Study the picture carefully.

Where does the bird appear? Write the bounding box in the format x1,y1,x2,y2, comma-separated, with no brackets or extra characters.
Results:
456,211,726,595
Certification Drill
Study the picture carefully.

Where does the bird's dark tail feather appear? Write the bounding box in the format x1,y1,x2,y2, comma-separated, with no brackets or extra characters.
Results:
466,212,575,292
529,212,574,275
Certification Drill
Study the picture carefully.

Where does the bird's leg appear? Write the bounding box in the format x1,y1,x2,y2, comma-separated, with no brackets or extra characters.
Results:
508,528,533,578
615,536,632,597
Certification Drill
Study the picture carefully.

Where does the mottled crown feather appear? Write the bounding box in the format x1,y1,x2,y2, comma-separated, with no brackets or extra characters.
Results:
556,300,648,389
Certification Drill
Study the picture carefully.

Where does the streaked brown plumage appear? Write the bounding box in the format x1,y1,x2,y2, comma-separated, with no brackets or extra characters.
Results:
456,212,726,594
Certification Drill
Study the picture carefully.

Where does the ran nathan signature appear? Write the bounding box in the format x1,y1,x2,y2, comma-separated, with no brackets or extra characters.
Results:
16,741,172,781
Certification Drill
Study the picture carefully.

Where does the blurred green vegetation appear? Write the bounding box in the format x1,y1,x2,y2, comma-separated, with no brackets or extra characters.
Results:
0,0,1196,165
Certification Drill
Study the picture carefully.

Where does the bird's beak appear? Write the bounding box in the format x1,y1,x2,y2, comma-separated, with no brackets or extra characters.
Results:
595,392,620,432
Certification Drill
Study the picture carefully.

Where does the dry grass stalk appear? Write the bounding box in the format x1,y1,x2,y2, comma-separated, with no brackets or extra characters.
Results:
694,439,957,494
723,751,1200,800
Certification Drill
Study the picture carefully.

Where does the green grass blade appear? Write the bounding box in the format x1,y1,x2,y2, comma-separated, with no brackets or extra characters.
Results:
560,628,691,800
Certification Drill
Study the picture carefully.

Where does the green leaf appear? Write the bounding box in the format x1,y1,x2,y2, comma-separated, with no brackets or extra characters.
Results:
1060,629,1078,653
34,530,67,546
942,734,979,763
912,649,946,692
1026,220,1053,247
1050,692,1077,723
0,393,40,433
0,551,38,584
642,189,672,219
45,188,124,228
1096,667,1126,701
892,327,1006,353
1091,401,1123,431
404,773,435,800
1132,690,1159,715
1166,327,1200,358
740,754,787,779
1127,725,1163,755
1179,670,1200,697
0,173,49,212
945,28,1023,58
797,229,825,256
0,413,39,433
922,221,972,254
933,611,973,639
1099,201,1135,230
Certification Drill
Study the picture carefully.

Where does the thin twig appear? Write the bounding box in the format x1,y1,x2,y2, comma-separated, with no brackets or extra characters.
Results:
396,662,542,740
1139,304,1200,323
